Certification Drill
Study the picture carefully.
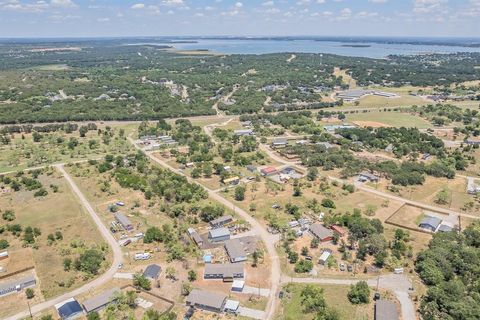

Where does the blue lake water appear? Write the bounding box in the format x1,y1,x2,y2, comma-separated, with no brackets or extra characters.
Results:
169,39,480,58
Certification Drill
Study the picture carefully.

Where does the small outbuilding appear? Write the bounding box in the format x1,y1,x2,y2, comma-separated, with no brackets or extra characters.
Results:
231,280,245,292
419,216,442,232
114,212,133,231
318,249,332,265
143,264,162,280
55,298,84,320
261,167,278,176
210,215,234,228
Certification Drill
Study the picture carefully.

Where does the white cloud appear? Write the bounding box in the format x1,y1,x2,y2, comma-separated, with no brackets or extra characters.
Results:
262,0,274,6
97,17,110,22
131,3,145,9
162,0,184,7
369,0,387,3
50,0,76,8
235,2,243,8
413,0,447,14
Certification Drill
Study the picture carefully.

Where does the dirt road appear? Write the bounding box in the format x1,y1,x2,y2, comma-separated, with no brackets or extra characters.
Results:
4,165,123,320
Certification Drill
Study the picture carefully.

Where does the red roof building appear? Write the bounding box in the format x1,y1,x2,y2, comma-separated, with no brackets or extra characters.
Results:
261,167,278,176
331,225,346,236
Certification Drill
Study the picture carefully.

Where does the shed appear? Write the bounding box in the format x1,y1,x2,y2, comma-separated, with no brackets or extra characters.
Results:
231,280,245,292
210,215,234,228
224,299,240,313
318,250,332,265
208,227,231,242
246,165,257,172
186,289,227,313
331,225,346,236
224,239,247,263
223,176,240,185
82,287,120,313
0,251,8,261
374,300,399,320
438,224,453,232
187,228,203,246
261,167,278,176
358,172,379,183
419,216,442,232
272,138,288,148
143,264,162,280
55,298,84,320
309,223,334,242
234,129,254,136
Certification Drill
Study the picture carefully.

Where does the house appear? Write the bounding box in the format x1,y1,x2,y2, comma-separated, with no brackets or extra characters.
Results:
143,264,162,280
0,250,8,261
318,249,332,265
246,165,257,173
114,212,133,231
187,228,204,246
331,225,346,236
0,274,36,298
134,252,151,260
272,138,288,148
384,144,394,153
358,172,380,183
231,280,245,292
224,239,247,263
261,167,278,176
210,215,234,228
419,216,442,232
374,300,399,320
234,129,254,136
208,227,231,242
288,221,300,228
55,298,84,320
82,287,120,314
309,223,333,242
223,176,240,185
186,289,227,313
204,263,245,281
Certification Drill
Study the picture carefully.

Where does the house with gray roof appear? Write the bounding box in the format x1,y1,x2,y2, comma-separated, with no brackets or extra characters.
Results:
419,216,442,232
187,227,203,246
272,137,288,148
208,227,230,242
204,263,244,282
82,287,120,314
309,223,333,242
114,212,133,231
143,264,162,280
186,289,227,313
0,274,36,297
224,239,247,263
374,300,399,320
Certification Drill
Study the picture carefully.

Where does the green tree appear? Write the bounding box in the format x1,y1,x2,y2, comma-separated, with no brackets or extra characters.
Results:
234,185,246,201
75,249,104,274
133,273,151,291
87,312,101,320
25,288,34,299
188,270,197,282
321,198,336,208
347,281,370,304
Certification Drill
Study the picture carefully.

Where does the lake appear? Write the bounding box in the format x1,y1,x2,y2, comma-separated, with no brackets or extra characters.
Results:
169,38,480,59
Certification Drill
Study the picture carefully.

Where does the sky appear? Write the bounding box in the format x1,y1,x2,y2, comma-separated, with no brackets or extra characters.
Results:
0,0,479,38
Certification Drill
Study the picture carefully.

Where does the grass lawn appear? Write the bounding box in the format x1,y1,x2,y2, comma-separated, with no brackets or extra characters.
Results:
346,111,431,128
0,169,111,301
280,283,373,320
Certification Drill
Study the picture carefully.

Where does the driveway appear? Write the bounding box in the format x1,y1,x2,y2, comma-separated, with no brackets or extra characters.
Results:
238,306,266,320
242,285,271,297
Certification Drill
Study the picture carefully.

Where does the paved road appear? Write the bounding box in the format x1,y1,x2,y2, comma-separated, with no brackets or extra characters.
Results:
282,274,416,320
4,165,124,320
129,138,282,320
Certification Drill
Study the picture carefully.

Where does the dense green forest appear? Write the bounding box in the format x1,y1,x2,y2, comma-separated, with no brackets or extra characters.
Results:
415,222,480,320
0,39,479,123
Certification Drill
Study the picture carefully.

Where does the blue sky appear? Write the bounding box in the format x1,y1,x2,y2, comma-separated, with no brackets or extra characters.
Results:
0,0,479,37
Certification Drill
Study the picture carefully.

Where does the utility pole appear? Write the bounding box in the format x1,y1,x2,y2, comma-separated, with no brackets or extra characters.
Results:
27,300,33,319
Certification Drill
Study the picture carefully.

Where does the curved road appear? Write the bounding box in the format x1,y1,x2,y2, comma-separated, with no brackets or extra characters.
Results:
129,138,282,320
5,165,123,320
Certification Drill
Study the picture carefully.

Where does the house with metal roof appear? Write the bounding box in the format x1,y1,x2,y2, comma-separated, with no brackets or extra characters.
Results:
358,172,380,183
309,223,333,242
143,264,162,280
260,167,278,176
82,287,120,314
374,300,399,320
186,289,227,313
0,274,36,297
318,249,332,265
204,263,245,282
224,239,247,263
208,227,230,242
55,298,84,320
438,224,454,232
272,137,288,148
114,212,133,231
210,215,234,228
224,299,240,314
234,129,254,136
419,216,442,232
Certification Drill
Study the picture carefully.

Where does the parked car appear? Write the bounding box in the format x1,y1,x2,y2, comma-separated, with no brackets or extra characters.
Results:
347,264,353,272
374,292,381,301
305,256,312,261
339,263,346,271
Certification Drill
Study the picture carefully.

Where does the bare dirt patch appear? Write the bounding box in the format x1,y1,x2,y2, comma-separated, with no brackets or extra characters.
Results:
352,120,391,128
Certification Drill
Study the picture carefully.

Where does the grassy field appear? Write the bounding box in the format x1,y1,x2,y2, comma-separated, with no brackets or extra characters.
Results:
0,169,110,303
0,123,136,173
279,283,374,320
346,111,431,128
